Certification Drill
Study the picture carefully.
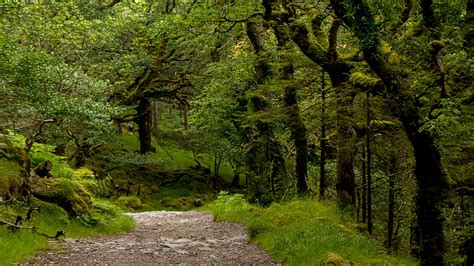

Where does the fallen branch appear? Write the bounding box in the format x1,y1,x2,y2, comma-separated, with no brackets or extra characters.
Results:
0,219,34,230
0,220,65,239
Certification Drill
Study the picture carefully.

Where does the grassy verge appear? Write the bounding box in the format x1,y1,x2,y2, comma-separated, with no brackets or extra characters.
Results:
0,199,134,265
201,192,417,265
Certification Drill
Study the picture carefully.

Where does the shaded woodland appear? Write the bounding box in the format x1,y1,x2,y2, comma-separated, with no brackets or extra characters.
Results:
0,0,473,265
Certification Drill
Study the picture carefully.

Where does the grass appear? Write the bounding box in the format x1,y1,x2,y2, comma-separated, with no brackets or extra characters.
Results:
0,199,134,265
111,134,234,182
201,192,417,265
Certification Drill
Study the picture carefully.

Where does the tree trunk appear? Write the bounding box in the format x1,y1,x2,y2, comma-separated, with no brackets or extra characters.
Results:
335,84,356,210
231,170,240,188
183,103,188,131
361,145,367,223
152,100,159,130
136,98,153,154
464,0,474,58
402,116,447,265
385,158,396,253
284,85,309,196
366,93,373,234
319,71,327,200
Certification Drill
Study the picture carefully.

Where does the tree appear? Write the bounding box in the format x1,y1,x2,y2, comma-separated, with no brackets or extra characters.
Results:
263,0,358,209
330,0,466,263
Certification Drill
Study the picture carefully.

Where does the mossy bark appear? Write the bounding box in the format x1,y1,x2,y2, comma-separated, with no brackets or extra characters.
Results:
283,66,309,196
402,116,447,265
136,98,154,154
286,88,309,196
262,2,356,207
331,1,449,263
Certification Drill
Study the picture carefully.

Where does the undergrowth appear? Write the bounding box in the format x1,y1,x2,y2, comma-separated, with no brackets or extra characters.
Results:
201,192,417,265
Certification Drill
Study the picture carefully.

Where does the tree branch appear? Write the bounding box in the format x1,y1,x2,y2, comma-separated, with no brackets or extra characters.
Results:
390,0,413,33
327,18,341,64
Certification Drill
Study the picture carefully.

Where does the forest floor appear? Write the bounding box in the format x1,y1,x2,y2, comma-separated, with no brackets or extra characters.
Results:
29,211,275,265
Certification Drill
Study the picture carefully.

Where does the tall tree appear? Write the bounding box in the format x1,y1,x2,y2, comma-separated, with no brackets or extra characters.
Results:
263,0,357,209
331,0,454,264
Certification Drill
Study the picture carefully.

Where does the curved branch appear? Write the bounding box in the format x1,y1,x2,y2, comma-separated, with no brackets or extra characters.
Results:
391,0,413,33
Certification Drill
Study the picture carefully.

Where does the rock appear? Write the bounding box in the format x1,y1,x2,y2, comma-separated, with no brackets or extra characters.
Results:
30,178,92,216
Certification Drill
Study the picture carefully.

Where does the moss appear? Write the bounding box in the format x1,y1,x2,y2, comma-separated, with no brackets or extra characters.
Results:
350,72,383,90
387,52,401,65
116,195,143,210
428,40,445,55
0,159,21,199
160,196,203,209
30,178,92,216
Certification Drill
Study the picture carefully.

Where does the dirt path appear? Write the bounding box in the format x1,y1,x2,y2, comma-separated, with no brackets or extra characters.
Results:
30,211,274,265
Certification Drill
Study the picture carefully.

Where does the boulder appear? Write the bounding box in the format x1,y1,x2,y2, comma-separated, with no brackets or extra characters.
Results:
30,178,92,216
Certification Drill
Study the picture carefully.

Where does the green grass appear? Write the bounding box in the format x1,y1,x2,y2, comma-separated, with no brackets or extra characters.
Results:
201,193,417,265
0,199,134,265
111,134,234,182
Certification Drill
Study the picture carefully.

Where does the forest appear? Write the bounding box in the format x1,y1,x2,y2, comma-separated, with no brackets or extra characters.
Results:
0,0,472,265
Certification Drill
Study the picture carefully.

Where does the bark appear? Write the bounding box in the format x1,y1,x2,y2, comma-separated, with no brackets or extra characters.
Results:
335,83,356,209
361,145,367,223
402,116,447,265
280,13,356,209
464,0,474,58
246,19,286,202
152,101,159,130
385,158,396,253
246,22,269,83
366,93,373,234
391,0,413,33
319,71,327,200
182,103,189,131
284,85,309,196
331,1,448,263
231,171,240,188
136,98,154,154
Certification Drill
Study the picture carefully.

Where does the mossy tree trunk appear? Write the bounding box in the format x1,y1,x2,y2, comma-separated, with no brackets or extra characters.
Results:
334,82,356,209
366,92,373,234
402,116,446,264
385,157,396,253
262,1,357,209
330,0,449,263
245,21,286,202
319,71,328,200
136,97,154,154
283,83,309,196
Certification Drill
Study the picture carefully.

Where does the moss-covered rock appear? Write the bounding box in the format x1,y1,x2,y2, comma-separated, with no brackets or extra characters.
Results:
30,178,92,216
160,196,203,209
0,159,21,200
116,195,143,210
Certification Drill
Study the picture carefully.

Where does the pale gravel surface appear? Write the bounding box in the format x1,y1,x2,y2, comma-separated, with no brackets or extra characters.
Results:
30,211,275,265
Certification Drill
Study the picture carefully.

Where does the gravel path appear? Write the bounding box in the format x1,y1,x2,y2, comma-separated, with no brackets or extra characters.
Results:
30,211,274,265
